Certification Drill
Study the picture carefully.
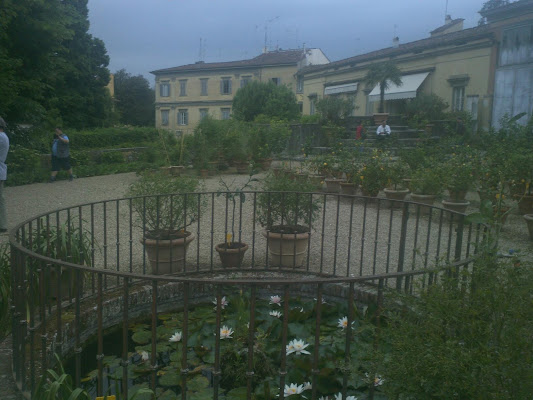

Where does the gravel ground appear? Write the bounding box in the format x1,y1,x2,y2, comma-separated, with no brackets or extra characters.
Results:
4,169,531,278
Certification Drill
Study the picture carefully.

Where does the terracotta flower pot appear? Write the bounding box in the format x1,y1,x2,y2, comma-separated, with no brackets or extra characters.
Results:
199,169,209,178
169,165,185,176
324,178,343,193
410,193,437,215
441,199,470,214
384,188,410,208
260,158,273,170
235,162,249,174
262,229,310,268
339,182,356,195
447,190,467,202
523,214,533,241
142,231,195,274
215,242,249,268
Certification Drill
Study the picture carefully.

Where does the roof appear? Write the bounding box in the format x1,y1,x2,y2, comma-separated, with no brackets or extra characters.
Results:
151,49,308,75
299,25,494,75
479,0,533,21
430,18,464,35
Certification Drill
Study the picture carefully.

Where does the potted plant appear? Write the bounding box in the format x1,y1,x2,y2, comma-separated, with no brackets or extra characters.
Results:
357,150,387,197
410,166,444,214
383,158,410,207
257,173,321,268
127,171,205,274
215,175,258,268
363,61,403,123
442,155,474,214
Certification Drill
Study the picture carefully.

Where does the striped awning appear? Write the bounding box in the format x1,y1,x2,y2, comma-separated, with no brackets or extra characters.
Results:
324,82,358,95
368,72,429,102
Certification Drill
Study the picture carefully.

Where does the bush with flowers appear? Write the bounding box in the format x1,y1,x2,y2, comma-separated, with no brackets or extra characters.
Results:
356,150,388,197
443,154,476,201
409,163,444,196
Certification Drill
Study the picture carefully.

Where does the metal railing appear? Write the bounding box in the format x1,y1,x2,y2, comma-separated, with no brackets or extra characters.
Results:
9,191,485,399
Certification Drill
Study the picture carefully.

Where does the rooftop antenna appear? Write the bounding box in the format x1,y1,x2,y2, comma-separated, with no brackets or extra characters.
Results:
445,0,449,23
198,38,206,62
263,16,279,53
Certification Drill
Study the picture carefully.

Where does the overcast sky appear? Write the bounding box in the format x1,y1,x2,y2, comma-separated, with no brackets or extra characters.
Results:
87,0,486,84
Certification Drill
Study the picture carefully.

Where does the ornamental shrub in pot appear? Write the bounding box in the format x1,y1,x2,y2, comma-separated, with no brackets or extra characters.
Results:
127,171,205,274
257,173,321,267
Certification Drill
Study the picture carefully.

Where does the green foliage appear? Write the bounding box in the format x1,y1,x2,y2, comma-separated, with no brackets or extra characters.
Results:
299,114,321,124
315,96,354,126
35,354,91,400
442,153,475,194
409,165,444,195
363,61,402,113
379,256,533,399
127,172,205,237
257,173,321,231
403,93,449,124
71,127,159,149
232,81,300,122
114,69,155,126
356,150,389,196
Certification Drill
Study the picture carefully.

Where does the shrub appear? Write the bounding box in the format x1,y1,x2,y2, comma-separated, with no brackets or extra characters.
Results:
410,166,444,195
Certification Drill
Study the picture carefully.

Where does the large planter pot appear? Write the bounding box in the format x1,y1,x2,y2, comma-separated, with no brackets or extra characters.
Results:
142,231,195,274
524,214,533,241
373,113,389,125
308,174,324,189
262,229,310,268
259,158,273,170
447,190,467,202
324,178,343,193
516,195,533,215
339,182,356,195
410,193,437,215
215,242,249,268
169,165,185,176
199,169,209,178
296,172,309,183
441,199,470,214
234,162,249,174
384,188,410,208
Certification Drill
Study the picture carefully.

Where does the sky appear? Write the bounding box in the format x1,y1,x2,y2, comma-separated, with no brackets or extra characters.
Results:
87,0,486,84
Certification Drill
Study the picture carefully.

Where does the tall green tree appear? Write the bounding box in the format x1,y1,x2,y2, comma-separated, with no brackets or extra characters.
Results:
113,69,155,126
364,61,403,114
0,0,112,128
232,81,300,122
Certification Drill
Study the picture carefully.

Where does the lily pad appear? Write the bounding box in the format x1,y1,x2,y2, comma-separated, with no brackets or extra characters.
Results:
132,330,152,345
158,369,181,387
187,375,210,392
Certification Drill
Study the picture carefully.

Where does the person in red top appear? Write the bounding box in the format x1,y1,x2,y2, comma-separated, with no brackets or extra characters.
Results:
356,120,364,140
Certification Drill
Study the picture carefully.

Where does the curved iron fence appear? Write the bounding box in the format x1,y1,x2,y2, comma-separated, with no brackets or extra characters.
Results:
9,191,485,399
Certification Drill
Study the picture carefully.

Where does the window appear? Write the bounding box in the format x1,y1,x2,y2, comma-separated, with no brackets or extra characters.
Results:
160,82,170,97
309,97,317,115
199,108,209,120
298,102,303,113
200,78,208,96
178,109,188,125
297,76,303,93
179,80,187,96
271,77,281,85
221,78,232,94
221,108,231,120
161,110,169,125
240,76,251,88
452,86,465,111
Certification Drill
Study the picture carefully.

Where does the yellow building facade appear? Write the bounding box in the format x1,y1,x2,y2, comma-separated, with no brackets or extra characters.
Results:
151,49,329,133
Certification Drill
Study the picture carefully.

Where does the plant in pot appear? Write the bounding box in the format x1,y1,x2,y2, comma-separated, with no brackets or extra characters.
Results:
383,158,410,207
442,155,475,213
223,126,250,174
215,174,258,268
127,171,205,274
257,173,321,268
357,150,387,197
409,165,444,214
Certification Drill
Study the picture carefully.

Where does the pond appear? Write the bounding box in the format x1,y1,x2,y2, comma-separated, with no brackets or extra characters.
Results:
68,289,385,399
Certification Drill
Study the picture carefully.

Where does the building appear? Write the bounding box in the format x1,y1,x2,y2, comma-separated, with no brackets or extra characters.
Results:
151,48,329,133
299,0,533,130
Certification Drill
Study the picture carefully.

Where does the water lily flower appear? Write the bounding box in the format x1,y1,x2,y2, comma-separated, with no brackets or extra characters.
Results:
303,381,312,390
334,392,358,400
365,372,384,386
337,316,349,329
269,310,282,318
212,296,229,309
140,351,149,361
220,325,234,339
286,339,311,355
169,331,182,342
284,383,304,396
269,295,282,306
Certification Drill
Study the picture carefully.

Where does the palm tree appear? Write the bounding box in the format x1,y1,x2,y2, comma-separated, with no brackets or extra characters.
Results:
364,61,403,114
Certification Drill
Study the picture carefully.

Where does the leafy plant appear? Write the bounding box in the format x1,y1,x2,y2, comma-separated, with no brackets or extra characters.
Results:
127,172,205,239
356,150,388,196
257,173,321,233
315,96,355,126
409,165,444,196
363,61,402,113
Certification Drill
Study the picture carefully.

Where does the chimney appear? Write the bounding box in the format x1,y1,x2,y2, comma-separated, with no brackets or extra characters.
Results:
263,46,268,54
445,14,452,24
392,36,400,48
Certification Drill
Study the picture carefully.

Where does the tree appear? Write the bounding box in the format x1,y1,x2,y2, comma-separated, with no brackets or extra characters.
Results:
315,96,355,125
114,69,155,126
364,61,403,114
232,81,300,122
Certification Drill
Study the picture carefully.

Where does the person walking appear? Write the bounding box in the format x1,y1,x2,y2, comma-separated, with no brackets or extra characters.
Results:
0,117,10,233
50,127,74,182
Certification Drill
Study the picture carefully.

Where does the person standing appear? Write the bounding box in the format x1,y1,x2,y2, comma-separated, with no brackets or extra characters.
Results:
0,117,10,233
50,127,74,182
355,120,365,140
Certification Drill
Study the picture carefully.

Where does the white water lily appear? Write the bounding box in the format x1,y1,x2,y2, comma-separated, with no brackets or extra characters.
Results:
337,316,351,329
140,351,149,361
286,339,311,355
269,295,282,306
220,325,234,339
284,383,304,396
334,392,358,400
365,372,385,386
269,310,282,318
169,331,182,342
213,296,229,309
303,381,312,391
